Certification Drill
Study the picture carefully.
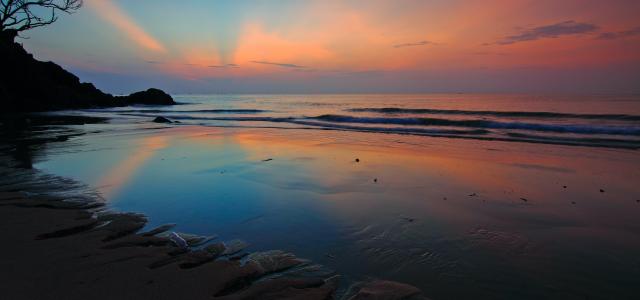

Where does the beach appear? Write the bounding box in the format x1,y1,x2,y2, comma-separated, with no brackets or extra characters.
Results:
3,0,640,298
0,160,423,300
2,94,639,299
0,189,340,299
0,114,433,300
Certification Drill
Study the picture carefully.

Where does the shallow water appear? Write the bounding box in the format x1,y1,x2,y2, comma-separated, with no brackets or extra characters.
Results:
30,94,640,299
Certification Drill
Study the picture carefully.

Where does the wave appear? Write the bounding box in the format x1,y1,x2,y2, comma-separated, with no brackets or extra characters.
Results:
347,107,640,121
119,113,640,136
123,115,291,122
505,132,640,149
103,113,640,149
171,116,639,149
288,120,490,136
84,109,267,114
122,114,488,135
312,115,640,136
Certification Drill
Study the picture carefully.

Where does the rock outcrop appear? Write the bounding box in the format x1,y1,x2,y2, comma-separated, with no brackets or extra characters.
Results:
152,116,173,123
122,88,174,106
0,33,175,112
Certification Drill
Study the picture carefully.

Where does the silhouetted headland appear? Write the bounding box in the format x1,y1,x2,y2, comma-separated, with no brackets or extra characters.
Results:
0,30,174,113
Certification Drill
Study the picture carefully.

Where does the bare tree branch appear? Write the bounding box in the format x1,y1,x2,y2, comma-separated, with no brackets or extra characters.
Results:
0,0,81,35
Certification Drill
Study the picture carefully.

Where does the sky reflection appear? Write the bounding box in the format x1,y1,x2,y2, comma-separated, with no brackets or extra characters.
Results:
34,124,640,298
96,135,169,199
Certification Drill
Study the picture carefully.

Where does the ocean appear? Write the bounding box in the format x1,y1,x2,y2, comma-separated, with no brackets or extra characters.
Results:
77,93,640,149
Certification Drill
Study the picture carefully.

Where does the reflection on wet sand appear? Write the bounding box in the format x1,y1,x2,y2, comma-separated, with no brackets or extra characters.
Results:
35,125,640,299
96,135,169,199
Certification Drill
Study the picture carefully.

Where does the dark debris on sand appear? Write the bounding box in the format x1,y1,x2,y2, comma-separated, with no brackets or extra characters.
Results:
401,216,415,223
152,116,172,123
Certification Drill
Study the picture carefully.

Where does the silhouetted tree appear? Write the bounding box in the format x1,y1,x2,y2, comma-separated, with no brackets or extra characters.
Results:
0,0,82,40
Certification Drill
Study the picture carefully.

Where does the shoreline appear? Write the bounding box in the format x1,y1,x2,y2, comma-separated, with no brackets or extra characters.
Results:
0,159,427,300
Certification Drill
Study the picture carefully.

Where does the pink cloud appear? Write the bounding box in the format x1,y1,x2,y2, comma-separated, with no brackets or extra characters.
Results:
88,0,166,53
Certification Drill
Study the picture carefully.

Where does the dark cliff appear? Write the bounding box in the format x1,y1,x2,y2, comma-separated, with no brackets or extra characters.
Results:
1,32,175,113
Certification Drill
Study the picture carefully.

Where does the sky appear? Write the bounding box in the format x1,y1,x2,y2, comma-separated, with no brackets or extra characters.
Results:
20,0,640,94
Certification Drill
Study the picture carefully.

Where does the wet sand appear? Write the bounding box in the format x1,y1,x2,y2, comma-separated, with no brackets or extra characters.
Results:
0,164,427,300
2,113,640,299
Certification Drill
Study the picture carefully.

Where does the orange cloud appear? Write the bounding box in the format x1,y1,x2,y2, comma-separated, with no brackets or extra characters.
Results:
88,0,166,53
233,23,334,73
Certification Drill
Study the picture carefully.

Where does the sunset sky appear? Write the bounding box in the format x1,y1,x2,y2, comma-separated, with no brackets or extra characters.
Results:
22,0,640,94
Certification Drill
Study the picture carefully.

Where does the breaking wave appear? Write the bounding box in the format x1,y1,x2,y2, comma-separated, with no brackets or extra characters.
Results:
347,107,640,121
312,115,640,136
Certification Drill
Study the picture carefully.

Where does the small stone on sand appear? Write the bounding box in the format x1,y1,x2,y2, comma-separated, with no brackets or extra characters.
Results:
229,253,248,261
152,116,172,123
141,223,176,237
179,250,217,269
222,239,249,256
204,243,225,257
246,250,305,274
345,280,423,300
168,232,188,249
600,189,605,193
